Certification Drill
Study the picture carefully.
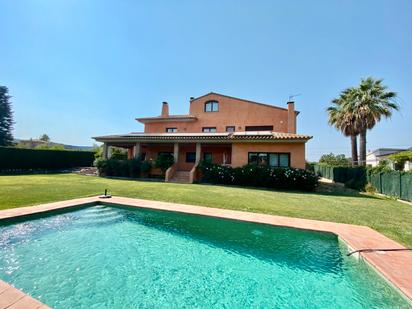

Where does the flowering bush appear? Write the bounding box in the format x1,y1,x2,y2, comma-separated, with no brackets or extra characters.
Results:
199,162,318,191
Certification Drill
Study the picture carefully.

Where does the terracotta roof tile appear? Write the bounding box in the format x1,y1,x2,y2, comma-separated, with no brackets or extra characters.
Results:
93,132,312,143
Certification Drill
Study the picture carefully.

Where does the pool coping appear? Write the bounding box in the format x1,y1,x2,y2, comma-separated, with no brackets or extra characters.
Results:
0,196,411,308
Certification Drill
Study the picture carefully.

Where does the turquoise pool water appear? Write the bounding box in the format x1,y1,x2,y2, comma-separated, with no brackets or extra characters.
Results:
0,204,410,308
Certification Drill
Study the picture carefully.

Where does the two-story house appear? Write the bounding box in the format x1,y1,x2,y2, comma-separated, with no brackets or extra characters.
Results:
93,92,312,183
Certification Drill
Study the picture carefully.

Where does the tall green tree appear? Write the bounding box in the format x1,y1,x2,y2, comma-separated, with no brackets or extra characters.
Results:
327,87,360,166
0,86,14,146
328,78,399,166
353,77,399,166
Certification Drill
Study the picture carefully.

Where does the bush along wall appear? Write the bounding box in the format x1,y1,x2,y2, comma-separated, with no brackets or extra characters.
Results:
199,162,319,191
314,164,367,190
95,158,152,178
0,146,95,173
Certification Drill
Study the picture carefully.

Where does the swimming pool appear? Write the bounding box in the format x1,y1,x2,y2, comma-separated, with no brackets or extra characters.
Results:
0,204,410,308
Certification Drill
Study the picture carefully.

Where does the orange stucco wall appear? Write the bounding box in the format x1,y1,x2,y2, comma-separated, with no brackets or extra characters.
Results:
138,142,305,171
144,93,297,134
231,142,306,169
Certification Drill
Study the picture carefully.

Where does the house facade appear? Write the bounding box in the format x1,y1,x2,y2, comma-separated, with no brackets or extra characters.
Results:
366,148,407,167
93,92,312,182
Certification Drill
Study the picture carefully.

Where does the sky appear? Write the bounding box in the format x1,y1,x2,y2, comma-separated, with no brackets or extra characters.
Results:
0,0,411,161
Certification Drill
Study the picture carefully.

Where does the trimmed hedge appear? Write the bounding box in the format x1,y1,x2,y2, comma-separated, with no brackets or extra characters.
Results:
199,162,319,191
95,158,152,178
0,147,95,172
314,164,367,190
368,171,412,201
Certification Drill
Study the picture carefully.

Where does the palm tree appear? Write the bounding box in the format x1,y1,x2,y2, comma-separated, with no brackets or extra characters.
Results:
327,87,360,166
351,77,399,166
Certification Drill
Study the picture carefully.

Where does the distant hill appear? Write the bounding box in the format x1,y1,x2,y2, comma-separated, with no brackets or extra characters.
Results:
13,139,95,151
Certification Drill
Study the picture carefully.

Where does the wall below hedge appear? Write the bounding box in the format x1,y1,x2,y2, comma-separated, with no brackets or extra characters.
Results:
0,147,95,172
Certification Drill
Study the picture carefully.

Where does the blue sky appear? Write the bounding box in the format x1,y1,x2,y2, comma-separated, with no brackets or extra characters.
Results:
0,0,411,160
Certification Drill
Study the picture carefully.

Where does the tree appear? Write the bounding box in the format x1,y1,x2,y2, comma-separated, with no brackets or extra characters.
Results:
319,153,350,166
353,77,399,166
328,77,399,166
327,87,360,166
39,134,50,143
0,86,14,146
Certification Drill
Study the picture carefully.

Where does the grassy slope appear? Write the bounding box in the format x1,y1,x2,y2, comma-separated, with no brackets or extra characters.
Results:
0,173,411,247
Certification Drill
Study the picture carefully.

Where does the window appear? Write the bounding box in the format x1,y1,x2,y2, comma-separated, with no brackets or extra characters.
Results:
203,152,212,163
166,128,177,133
226,126,235,133
186,152,196,163
248,152,290,168
245,125,273,131
204,100,219,112
202,127,217,133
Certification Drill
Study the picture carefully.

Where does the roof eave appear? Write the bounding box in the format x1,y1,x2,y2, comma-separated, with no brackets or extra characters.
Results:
136,116,197,124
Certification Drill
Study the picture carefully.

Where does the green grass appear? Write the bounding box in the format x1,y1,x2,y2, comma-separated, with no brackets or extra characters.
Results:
1,173,411,247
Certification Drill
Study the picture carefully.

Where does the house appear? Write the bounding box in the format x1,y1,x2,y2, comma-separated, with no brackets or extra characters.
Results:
93,92,312,183
366,148,407,167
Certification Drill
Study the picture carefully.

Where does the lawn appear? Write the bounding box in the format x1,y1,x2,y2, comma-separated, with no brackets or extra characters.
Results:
0,173,411,247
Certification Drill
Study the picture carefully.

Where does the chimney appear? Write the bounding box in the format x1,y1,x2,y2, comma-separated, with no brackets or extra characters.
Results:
287,101,296,133
161,101,169,117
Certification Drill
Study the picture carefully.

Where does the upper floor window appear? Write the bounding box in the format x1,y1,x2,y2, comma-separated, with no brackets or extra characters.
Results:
202,127,217,133
205,100,219,112
226,126,235,133
166,128,177,133
245,125,273,131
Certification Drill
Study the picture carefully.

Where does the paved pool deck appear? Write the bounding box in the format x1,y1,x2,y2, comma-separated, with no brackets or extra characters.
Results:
0,196,411,308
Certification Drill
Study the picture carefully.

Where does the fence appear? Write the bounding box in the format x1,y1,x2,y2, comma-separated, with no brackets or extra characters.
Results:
368,171,412,202
314,164,367,185
0,147,95,172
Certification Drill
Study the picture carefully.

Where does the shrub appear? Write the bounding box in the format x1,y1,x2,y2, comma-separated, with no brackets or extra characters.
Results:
128,159,141,178
110,148,128,160
344,178,365,191
140,161,152,176
199,162,319,191
94,158,108,176
95,158,152,178
365,183,377,194
155,154,174,175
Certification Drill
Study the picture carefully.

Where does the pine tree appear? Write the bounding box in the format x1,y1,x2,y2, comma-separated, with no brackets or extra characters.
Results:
0,86,14,146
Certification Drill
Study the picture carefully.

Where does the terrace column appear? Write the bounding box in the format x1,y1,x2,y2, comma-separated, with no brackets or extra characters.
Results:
195,143,201,164
102,143,109,159
133,142,141,160
173,143,179,162
107,146,112,159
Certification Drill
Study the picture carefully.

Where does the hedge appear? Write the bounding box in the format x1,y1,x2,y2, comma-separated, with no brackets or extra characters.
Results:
199,162,319,191
95,158,152,178
0,147,95,172
368,171,412,201
314,164,367,190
